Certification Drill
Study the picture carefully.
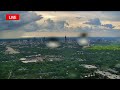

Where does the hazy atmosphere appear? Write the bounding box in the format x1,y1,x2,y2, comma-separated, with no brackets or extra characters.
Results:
1,11,120,79
0,11,120,38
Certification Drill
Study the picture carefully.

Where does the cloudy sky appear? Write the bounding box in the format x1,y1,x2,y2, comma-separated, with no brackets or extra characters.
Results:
0,11,120,39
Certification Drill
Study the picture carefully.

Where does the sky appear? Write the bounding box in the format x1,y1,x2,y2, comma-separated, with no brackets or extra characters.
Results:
0,11,120,39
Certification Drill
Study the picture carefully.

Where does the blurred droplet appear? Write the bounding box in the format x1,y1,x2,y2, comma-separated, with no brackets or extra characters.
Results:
77,38,89,46
46,37,61,48
77,32,90,46
80,32,88,37
46,41,60,48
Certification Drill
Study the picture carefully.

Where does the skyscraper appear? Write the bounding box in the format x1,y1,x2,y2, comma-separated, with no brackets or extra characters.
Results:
65,35,67,43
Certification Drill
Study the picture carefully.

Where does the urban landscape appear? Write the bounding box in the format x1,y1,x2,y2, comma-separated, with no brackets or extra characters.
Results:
0,11,120,79
0,37,120,79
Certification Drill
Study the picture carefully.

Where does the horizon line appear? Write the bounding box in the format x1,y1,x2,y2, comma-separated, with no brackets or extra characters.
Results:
0,36,120,40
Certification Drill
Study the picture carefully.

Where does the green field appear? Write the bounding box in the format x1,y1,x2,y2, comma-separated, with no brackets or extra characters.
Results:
0,44,120,79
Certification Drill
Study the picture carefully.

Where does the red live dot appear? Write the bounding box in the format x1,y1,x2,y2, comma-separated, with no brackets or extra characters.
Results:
6,14,20,20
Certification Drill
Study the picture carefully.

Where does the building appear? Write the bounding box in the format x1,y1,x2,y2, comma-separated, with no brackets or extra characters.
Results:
95,70,120,79
5,46,20,54
81,64,97,69
19,54,44,63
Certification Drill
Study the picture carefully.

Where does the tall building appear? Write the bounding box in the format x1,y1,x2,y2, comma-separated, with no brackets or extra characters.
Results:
65,35,67,43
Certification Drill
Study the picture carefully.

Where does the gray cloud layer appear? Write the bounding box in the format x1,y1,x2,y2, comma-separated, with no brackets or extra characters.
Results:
38,18,68,31
101,11,120,21
84,18,115,29
102,24,115,29
0,11,43,30
0,11,120,38
84,18,101,25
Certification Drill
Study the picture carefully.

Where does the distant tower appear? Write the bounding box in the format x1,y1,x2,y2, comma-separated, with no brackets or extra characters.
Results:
65,35,67,43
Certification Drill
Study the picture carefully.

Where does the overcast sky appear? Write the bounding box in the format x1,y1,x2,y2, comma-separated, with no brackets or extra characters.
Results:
0,11,120,39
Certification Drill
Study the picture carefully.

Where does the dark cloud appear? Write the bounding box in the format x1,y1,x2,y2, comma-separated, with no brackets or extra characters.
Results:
0,11,43,30
102,24,115,29
84,18,101,25
65,22,69,26
76,17,82,19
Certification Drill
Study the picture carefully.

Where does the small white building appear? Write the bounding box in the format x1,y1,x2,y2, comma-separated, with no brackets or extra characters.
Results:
82,64,97,69
19,54,43,63
20,58,26,61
